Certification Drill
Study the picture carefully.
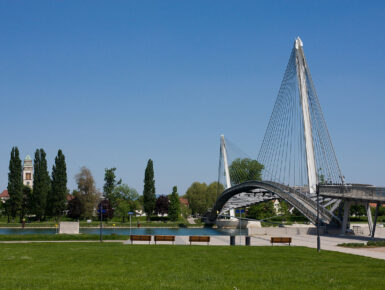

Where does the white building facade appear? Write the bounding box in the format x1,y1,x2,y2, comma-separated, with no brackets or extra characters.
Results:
23,155,33,188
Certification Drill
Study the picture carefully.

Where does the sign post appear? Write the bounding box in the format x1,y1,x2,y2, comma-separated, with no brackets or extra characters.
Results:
236,209,245,245
128,212,134,237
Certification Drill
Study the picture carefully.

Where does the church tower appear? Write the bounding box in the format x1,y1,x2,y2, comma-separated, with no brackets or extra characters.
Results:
23,155,33,188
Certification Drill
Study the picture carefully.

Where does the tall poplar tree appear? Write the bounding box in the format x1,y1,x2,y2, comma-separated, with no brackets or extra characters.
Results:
47,149,67,219
143,159,156,220
103,167,121,201
168,186,180,221
33,149,51,221
7,147,23,221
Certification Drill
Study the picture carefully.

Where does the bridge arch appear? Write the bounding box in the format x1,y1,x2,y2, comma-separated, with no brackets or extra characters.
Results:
206,180,338,225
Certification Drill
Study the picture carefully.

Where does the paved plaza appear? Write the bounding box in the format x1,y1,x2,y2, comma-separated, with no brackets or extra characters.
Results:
123,233,385,260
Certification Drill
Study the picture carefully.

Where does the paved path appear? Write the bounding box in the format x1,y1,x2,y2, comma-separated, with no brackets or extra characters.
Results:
124,234,385,260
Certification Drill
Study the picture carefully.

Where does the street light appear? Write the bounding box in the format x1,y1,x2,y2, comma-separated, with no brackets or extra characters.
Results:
99,198,107,243
316,184,320,252
128,212,134,237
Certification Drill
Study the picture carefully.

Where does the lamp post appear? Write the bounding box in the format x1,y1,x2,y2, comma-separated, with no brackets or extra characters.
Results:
128,212,134,237
316,184,320,252
99,201,103,242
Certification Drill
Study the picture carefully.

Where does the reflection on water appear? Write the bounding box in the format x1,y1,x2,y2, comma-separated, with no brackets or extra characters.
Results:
0,227,247,236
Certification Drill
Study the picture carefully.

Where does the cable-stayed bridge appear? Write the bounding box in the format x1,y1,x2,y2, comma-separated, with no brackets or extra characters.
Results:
206,37,385,236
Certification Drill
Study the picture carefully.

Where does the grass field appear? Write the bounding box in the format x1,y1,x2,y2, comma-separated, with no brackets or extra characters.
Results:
0,216,199,228
0,243,384,289
0,234,128,241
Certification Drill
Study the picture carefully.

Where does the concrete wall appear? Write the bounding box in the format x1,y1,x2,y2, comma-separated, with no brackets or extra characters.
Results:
59,222,79,234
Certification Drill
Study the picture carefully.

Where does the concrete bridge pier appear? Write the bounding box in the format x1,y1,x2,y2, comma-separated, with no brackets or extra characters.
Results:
341,200,351,234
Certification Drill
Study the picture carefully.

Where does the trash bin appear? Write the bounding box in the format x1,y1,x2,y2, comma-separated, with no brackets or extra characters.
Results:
230,236,235,246
245,236,251,246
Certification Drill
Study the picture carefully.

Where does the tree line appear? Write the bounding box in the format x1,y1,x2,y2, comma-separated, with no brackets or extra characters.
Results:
5,147,67,222
4,148,275,224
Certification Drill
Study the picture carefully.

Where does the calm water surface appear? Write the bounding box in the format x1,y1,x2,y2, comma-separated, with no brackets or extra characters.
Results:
0,227,247,236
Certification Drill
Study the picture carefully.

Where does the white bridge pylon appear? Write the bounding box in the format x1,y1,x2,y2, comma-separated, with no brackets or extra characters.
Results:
216,37,346,225
220,134,235,218
295,37,317,194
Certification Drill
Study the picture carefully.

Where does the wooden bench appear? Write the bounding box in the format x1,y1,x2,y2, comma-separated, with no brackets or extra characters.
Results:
270,237,291,246
154,235,175,244
130,235,151,244
189,236,210,245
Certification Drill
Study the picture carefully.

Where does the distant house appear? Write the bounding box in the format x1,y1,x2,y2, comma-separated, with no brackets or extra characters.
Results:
179,198,189,207
0,190,9,203
66,194,76,202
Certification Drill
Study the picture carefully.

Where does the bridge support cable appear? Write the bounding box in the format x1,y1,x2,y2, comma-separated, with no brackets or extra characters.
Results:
212,37,345,226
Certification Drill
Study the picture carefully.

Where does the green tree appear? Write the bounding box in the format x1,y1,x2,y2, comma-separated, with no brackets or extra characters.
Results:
21,185,33,221
47,149,68,220
116,199,139,222
185,182,224,216
112,184,140,222
75,167,99,219
33,149,51,221
247,201,275,220
155,195,169,216
110,184,138,208
143,159,156,220
206,182,224,209
7,147,23,221
103,168,121,201
185,182,208,216
168,186,180,221
67,190,82,219
229,158,264,184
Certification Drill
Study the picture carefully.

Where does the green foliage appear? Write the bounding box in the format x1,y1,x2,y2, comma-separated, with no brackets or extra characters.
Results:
67,191,82,219
103,168,121,201
75,167,99,219
185,182,223,215
7,147,23,221
350,204,366,216
33,149,51,220
47,149,68,219
367,240,385,247
338,241,385,248
168,186,180,221
338,243,366,248
143,159,156,219
20,185,33,220
112,184,140,222
155,195,169,216
229,158,264,184
247,201,276,220
111,184,139,208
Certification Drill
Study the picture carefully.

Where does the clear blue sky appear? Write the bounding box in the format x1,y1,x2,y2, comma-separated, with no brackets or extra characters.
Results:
1,0,384,195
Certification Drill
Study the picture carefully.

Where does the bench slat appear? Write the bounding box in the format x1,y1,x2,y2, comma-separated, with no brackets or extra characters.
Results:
130,235,151,244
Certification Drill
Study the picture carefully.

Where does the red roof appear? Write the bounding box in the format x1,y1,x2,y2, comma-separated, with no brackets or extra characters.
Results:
66,194,75,201
0,190,9,198
179,197,189,206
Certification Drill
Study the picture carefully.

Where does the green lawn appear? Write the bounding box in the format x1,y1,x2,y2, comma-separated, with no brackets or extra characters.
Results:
0,234,128,241
0,216,199,228
0,243,384,289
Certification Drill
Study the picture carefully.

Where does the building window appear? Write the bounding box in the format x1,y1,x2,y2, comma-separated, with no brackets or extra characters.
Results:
27,181,30,186
26,173,32,180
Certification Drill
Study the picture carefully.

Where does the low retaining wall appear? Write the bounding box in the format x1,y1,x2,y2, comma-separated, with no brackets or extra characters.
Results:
248,226,325,236
59,222,79,234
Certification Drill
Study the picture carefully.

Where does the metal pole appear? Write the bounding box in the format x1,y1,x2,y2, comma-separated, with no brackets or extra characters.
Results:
130,214,132,237
100,201,103,243
239,210,242,246
316,184,320,252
